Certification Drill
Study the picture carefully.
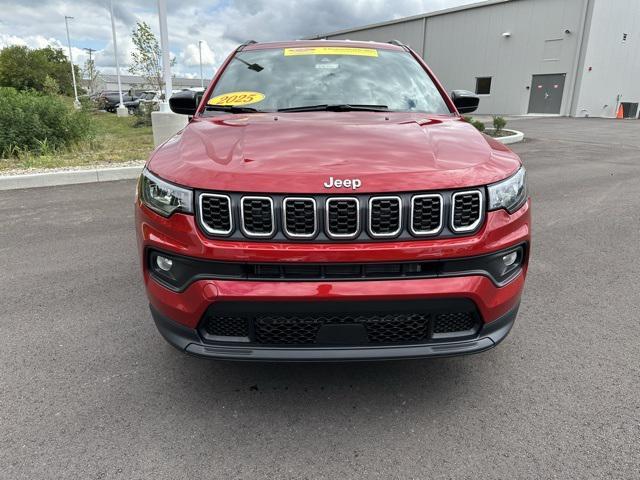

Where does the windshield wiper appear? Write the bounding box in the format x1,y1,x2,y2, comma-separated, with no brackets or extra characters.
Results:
277,104,388,113
205,105,260,113
233,56,264,72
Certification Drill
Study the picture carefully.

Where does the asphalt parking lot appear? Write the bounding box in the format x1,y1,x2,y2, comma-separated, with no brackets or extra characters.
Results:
1,117,639,479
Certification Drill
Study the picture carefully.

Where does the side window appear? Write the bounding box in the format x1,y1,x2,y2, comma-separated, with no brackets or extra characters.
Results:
475,77,492,95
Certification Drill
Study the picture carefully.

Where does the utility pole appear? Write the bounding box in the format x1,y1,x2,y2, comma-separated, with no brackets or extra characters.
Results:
64,16,80,109
83,47,97,94
109,0,127,117
198,40,204,89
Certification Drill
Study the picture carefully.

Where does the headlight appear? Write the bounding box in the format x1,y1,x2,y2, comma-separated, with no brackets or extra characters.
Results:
488,167,527,213
139,168,193,217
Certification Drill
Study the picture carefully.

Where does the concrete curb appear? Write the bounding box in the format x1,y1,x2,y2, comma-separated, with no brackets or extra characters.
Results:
0,165,143,191
487,128,525,145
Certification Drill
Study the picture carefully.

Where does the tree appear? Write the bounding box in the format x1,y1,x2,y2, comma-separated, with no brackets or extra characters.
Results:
0,45,82,96
0,45,47,91
129,22,174,97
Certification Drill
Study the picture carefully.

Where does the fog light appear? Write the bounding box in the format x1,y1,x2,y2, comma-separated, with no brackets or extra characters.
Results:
502,251,518,267
156,255,173,271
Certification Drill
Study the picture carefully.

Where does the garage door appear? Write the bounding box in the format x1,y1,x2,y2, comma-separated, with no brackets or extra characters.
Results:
528,73,566,114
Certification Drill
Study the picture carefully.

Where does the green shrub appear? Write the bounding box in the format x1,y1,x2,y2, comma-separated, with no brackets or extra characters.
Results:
461,115,486,132
0,87,94,157
492,116,507,132
471,119,485,132
78,95,97,113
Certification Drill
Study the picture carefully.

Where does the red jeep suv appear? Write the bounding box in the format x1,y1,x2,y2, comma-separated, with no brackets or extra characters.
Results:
135,40,530,361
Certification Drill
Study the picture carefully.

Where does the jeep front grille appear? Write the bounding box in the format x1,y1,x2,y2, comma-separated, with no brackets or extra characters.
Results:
196,189,484,242
451,190,483,232
199,194,232,235
241,196,274,237
410,194,443,235
283,198,317,238
369,196,402,237
326,198,360,238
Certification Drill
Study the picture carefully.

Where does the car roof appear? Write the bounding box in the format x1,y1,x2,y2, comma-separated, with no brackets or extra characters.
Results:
242,39,405,52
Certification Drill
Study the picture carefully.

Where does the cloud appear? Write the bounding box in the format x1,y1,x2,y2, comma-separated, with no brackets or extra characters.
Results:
181,40,216,67
0,0,480,79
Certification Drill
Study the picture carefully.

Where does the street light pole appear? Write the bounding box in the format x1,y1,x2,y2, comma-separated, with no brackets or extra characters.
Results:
109,0,127,117
157,0,172,111
151,0,187,147
64,16,80,109
198,40,203,89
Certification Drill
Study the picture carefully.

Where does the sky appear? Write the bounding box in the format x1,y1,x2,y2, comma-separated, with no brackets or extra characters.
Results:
0,0,480,80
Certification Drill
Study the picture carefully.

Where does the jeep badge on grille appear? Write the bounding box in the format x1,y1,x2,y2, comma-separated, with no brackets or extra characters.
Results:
323,177,362,190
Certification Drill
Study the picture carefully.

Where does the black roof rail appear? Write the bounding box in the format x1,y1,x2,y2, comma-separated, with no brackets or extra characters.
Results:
237,40,258,51
387,39,409,51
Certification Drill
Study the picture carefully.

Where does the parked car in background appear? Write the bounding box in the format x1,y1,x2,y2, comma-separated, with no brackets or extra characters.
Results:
137,91,161,111
97,90,140,113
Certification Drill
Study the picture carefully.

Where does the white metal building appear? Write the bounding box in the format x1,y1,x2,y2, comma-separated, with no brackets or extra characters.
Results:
90,74,210,93
311,0,640,118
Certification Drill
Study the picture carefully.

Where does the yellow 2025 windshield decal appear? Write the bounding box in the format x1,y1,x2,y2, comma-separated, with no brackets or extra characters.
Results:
284,47,378,57
208,91,265,106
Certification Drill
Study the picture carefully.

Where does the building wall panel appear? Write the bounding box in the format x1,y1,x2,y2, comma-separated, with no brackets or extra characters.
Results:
574,0,640,117
322,0,592,115
324,19,426,56
422,0,587,115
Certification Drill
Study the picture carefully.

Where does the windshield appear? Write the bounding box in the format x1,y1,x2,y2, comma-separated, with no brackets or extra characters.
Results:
204,46,450,114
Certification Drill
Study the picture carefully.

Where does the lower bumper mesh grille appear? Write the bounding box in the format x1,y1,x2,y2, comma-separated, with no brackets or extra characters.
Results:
199,301,481,346
255,312,430,345
203,315,249,338
433,312,477,334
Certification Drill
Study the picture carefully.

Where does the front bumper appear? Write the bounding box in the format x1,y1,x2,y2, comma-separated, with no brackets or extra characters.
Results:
137,199,530,361
151,301,519,361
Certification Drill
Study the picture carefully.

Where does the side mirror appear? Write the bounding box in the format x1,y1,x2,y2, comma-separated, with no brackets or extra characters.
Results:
451,90,480,114
169,90,203,115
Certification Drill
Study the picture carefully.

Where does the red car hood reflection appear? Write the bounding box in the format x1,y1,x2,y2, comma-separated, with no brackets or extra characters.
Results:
148,111,520,193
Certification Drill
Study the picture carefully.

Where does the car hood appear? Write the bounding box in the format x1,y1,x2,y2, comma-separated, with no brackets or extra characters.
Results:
148,112,521,193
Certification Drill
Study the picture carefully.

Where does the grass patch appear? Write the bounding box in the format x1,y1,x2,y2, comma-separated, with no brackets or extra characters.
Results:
0,111,153,172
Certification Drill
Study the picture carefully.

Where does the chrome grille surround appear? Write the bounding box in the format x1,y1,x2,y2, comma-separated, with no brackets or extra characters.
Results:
410,193,444,236
282,197,318,239
240,196,275,238
451,190,484,233
199,193,233,235
325,197,360,239
368,196,402,238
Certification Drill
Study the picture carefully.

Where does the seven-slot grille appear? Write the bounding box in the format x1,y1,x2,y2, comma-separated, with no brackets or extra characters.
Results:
241,196,274,237
451,190,483,232
326,198,360,238
197,190,484,241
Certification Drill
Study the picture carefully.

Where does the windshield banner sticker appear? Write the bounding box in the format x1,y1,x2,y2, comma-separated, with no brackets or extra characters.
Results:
284,47,378,57
208,91,266,106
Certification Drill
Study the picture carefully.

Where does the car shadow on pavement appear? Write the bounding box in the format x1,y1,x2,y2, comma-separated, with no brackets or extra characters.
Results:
149,345,495,420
